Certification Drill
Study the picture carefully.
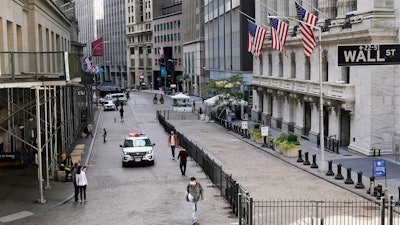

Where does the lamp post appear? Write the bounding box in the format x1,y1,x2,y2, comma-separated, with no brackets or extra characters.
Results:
268,16,326,171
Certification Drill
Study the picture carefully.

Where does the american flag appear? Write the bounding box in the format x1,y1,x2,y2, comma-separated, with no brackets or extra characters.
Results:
295,2,318,58
247,19,266,59
269,16,289,53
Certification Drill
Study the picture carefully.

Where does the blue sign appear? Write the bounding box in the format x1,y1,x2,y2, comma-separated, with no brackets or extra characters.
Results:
373,160,386,177
160,66,166,78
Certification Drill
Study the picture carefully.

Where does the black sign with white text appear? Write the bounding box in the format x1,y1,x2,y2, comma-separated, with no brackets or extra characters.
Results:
338,44,400,66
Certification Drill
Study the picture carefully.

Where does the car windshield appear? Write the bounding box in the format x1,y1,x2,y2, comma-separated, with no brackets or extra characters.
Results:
124,139,151,147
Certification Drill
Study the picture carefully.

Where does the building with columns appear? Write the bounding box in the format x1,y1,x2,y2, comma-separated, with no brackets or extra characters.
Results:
251,0,400,157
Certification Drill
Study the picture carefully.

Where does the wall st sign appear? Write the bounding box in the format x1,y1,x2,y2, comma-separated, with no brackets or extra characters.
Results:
338,44,400,66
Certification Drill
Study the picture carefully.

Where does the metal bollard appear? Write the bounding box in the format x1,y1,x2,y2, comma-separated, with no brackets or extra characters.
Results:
378,149,381,156
345,167,354,184
335,164,344,180
368,176,375,196
310,154,318,168
326,160,334,176
297,149,304,163
303,152,310,166
355,171,365,189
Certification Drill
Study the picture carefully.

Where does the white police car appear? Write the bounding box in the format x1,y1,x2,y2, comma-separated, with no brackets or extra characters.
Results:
120,132,155,167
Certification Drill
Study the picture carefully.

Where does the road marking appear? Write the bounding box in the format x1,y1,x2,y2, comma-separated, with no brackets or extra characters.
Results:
0,211,34,223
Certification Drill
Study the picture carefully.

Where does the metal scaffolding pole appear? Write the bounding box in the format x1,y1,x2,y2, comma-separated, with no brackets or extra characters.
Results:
35,86,46,204
44,86,51,189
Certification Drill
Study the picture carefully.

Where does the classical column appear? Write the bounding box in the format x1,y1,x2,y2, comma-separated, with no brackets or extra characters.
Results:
336,0,356,18
318,0,337,19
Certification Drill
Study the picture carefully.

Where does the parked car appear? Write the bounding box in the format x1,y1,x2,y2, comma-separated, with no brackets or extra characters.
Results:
103,93,128,106
103,100,116,111
120,132,155,167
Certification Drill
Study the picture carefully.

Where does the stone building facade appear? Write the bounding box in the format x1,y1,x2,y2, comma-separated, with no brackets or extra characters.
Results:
251,0,400,156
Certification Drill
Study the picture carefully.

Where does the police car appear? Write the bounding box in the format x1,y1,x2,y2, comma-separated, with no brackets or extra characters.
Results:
120,132,155,167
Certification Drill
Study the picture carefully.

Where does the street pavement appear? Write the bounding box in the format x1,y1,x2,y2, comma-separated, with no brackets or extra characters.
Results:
0,89,399,224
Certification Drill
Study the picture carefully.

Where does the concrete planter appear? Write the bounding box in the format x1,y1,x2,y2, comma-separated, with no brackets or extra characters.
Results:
275,144,283,154
283,145,302,158
250,134,263,144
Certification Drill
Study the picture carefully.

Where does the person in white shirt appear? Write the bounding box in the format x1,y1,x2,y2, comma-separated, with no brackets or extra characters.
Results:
75,166,88,203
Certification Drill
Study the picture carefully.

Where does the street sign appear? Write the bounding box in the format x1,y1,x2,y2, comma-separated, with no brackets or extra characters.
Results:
160,66,166,78
261,126,269,137
338,44,400,66
241,121,248,130
373,160,386,177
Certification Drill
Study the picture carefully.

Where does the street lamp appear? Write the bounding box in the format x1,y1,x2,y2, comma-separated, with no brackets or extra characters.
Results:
268,16,326,171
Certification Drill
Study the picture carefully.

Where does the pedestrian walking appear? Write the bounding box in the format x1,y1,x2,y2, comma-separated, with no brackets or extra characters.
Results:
75,166,88,203
178,148,189,175
103,128,107,143
192,100,196,112
167,130,178,160
119,106,124,122
186,177,203,224
71,162,80,203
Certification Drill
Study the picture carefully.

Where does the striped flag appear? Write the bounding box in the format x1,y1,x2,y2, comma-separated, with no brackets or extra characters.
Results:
269,16,289,53
247,19,267,59
295,2,318,58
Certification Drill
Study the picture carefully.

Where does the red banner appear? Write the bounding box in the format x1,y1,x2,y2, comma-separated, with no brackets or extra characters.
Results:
91,37,104,56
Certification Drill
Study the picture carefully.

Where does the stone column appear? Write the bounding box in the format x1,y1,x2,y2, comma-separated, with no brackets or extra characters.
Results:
337,0,356,18
318,0,337,19
295,99,304,136
309,102,320,143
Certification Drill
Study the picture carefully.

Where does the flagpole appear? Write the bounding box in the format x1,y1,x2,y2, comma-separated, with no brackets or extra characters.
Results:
268,15,326,172
237,9,269,30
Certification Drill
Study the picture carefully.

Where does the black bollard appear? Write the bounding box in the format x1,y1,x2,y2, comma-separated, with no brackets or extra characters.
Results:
261,136,267,148
335,164,344,180
378,149,381,156
270,138,274,150
303,152,310,166
326,160,334,176
297,149,304,163
310,154,318,168
355,171,365,189
345,167,354,184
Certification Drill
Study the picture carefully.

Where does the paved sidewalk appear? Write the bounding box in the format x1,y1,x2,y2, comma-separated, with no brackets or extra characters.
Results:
159,95,400,202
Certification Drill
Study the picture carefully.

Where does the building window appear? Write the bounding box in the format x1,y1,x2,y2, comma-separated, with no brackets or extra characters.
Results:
268,54,272,76
279,53,283,77
147,46,151,54
130,47,135,55
342,67,350,83
322,50,328,82
139,46,143,54
290,52,296,78
305,58,311,80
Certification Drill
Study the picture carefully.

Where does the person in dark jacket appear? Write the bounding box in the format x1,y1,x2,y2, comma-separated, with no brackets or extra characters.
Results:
186,177,203,224
71,162,80,203
178,148,189,176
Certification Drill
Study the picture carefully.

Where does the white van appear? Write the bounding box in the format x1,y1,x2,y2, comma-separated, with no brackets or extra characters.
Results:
104,93,127,105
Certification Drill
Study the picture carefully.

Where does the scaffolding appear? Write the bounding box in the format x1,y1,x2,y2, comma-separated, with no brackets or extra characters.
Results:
0,51,93,203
